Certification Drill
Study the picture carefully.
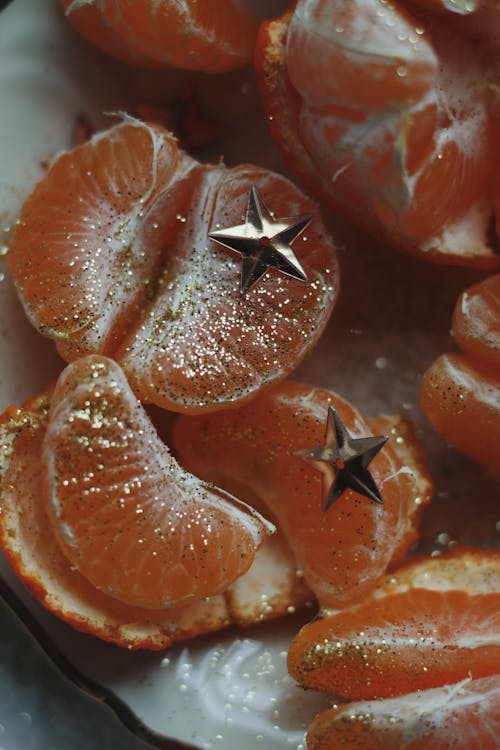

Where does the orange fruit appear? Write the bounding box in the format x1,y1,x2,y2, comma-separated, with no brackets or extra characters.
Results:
0,364,314,649
8,119,339,414
172,381,432,611
452,273,500,369
255,0,499,269
287,548,500,701
420,274,500,470
41,355,274,609
60,0,258,72
306,674,500,750
420,353,500,469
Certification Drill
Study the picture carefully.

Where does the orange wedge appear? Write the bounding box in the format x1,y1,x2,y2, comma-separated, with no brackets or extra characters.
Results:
421,274,500,469
288,548,500,701
172,381,433,611
60,0,258,72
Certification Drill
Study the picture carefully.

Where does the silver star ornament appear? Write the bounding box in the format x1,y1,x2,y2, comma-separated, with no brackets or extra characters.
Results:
208,186,311,294
294,407,389,511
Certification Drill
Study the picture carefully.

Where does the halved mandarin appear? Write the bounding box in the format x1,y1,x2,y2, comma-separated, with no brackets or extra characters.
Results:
420,273,500,470
0,364,314,649
60,0,258,72
256,0,499,268
288,548,500,701
306,674,500,750
172,381,433,611
8,119,339,413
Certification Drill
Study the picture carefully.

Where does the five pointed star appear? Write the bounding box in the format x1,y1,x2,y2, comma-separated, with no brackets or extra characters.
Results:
208,186,311,293
294,407,389,511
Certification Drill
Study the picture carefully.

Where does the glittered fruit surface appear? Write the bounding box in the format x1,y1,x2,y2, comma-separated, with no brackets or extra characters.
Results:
306,674,500,750
421,274,500,469
295,549,500,748
8,119,339,414
256,0,500,268
173,381,433,610
60,0,259,72
0,360,315,649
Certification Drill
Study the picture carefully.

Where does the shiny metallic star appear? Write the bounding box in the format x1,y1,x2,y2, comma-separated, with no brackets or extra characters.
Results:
208,186,311,293
294,407,389,511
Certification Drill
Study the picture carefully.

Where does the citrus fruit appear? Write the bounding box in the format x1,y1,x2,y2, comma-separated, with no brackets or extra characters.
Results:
8,119,339,414
172,381,433,611
306,674,500,750
452,273,500,369
287,548,500,701
255,0,499,268
42,355,275,608
420,274,500,470
60,0,258,72
0,367,313,649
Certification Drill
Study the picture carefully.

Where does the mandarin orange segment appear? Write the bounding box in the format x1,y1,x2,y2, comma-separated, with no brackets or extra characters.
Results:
42,355,273,609
8,121,196,354
172,381,432,611
306,674,500,750
0,389,310,649
452,273,500,368
288,588,500,700
256,0,499,268
8,119,339,413
420,352,500,470
288,549,500,702
60,0,258,72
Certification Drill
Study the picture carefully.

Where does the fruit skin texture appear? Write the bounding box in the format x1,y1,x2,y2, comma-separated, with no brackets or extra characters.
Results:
8,119,339,414
173,381,432,611
256,0,499,269
60,0,258,73
420,274,500,470
306,674,500,750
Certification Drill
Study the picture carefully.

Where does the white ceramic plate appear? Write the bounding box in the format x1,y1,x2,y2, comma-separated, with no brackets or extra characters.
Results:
0,1,498,749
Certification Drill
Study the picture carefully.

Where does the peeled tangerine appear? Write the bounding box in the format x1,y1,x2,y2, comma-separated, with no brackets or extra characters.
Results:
421,274,500,469
289,548,500,749
256,0,500,268
60,0,258,72
172,381,433,612
8,119,339,414
0,356,312,649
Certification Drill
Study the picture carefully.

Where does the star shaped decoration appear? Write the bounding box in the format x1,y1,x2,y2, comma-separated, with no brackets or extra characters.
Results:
294,407,389,511
208,186,311,294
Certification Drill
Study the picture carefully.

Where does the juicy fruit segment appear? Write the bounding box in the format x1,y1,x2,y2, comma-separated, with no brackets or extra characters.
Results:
8,119,339,413
307,675,500,750
420,353,500,469
60,0,258,72
172,381,432,611
288,549,500,701
452,273,500,368
256,0,499,268
43,355,273,609
0,390,309,649
421,274,500,470
288,588,500,700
